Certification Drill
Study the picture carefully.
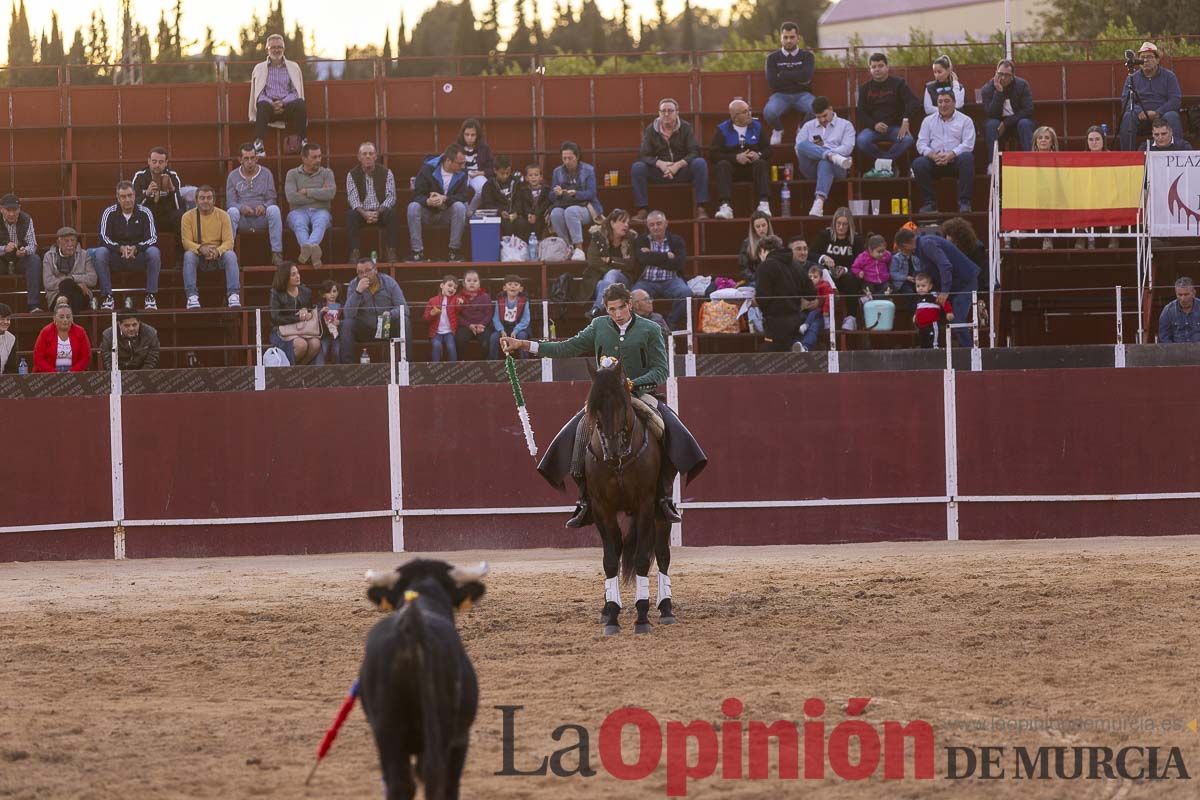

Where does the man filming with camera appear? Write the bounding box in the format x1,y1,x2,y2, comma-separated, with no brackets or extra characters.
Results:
1119,42,1184,152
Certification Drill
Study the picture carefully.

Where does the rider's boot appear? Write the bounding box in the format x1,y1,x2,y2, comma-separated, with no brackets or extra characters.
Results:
566,474,593,528
656,469,682,523
566,415,594,528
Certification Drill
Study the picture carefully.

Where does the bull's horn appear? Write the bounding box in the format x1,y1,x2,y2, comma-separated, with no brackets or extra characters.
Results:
450,561,489,584
365,569,399,589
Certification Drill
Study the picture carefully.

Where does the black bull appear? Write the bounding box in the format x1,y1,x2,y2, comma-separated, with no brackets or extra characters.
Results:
360,559,487,800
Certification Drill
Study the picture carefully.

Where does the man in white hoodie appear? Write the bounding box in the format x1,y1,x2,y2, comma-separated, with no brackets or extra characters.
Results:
794,96,855,218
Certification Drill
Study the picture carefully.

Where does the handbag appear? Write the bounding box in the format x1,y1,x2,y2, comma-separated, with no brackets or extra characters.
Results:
278,310,322,341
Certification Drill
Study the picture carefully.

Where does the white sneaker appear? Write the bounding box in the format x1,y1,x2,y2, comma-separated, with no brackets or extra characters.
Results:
798,323,808,335
791,341,809,353
227,293,241,308
571,247,586,261
714,203,734,220
829,153,853,170
253,139,266,157
809,197,825,217
756,200,772,216
186,295,200,310
770,129,783,146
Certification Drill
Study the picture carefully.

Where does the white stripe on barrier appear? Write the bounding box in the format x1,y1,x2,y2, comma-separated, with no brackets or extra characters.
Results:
0,520,118,535
956,492,1200,503
387,383,404,553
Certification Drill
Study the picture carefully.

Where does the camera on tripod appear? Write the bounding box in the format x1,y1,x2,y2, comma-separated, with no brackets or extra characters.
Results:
1124,49,1145,72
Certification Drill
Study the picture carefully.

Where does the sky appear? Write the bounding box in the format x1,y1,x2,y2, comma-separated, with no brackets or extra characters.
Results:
4,0,732,60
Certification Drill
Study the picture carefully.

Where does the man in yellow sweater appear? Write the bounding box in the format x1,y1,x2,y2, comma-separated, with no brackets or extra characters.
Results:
182,185,241,309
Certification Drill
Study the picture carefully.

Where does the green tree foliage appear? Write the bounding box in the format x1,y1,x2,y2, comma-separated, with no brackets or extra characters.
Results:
5,0,35,84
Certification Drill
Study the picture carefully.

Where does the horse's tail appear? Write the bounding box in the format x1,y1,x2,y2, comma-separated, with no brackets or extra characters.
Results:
620,514,637,585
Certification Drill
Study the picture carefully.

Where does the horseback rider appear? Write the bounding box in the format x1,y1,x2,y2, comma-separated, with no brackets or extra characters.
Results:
500,282,707,528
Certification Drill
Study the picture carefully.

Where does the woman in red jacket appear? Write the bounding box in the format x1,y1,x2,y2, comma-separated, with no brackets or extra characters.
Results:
33,304,91,372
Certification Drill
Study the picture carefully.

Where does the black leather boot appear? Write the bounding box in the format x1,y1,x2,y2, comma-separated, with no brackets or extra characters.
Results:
656,470,682,522
565,476,593,528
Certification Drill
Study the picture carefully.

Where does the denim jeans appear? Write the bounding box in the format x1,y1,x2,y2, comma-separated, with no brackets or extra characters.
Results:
549,206,592,245
489,327,530,359
406,201,466,252
630,158,710,208
431,331,457,362
467,174,489,214
594,269,630,310
4,252,42,309
182,249,241,296
286,207,332,247
983,117,1035,158
93,246,161,294
795,140,848,200
801,308,825,350
631,275,691,328
1119,109,1183,151
855,126,915,160
228,205,283,253
764,92,815,131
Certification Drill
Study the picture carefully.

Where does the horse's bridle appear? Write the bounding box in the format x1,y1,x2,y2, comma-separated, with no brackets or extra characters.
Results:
591,410,648,474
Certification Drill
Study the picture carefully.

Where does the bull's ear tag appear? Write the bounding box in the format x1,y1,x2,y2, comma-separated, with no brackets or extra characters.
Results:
403,590,420,604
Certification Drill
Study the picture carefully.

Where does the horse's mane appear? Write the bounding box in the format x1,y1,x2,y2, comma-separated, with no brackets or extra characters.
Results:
586,366,630,426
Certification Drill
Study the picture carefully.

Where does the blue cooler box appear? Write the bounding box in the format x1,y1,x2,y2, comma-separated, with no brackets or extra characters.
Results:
469,216,501,262
863,298,896,331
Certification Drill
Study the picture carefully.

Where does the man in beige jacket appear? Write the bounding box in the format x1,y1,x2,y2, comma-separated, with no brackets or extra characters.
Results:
249,34,306,157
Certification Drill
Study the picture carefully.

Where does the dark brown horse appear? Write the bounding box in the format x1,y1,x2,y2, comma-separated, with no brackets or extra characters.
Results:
585,360,675,635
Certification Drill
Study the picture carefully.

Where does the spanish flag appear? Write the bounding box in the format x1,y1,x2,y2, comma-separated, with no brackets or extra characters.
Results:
1001,152,1144,230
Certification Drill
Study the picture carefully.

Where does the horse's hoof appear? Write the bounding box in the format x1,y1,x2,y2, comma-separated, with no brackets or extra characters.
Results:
657,599,675,622
634,622,652,634
603,625,620,636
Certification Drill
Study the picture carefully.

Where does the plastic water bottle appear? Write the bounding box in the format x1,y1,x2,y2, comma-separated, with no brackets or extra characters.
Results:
382,312,391,339
359,348,370,364
370,249,378,264
18,357,28,375
528,232,539,261
780,182,791,217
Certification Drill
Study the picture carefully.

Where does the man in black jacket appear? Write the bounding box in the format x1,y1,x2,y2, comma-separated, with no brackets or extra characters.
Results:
764,21,815,145
981,60,1035,165
406,144,471,262
131,147,184,240
757,235,819,351
100,312,160,370
631,210,690,329
855,52,920,168
345,141,398,263
631,98,710,221
1149,117,1191,150
94,181,162,311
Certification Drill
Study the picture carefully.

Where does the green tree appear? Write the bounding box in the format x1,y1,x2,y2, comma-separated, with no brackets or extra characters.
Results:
731,0,826,52
6,0,35,85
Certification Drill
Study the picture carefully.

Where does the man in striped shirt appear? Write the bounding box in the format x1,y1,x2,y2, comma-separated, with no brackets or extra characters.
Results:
0,194,42,312
345,142,398,263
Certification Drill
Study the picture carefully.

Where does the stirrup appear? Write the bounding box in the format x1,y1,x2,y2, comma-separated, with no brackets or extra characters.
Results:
566,500,593,528
657,497,682,523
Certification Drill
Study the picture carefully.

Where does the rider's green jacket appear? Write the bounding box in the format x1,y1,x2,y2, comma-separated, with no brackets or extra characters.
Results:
536,314,668,396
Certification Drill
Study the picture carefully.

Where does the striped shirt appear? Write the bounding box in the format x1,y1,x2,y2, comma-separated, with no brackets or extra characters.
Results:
3,216,36,253
345,169,397,211
260,61,298,104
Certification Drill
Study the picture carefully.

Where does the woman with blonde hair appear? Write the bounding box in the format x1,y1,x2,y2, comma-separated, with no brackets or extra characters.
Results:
737,209,775,283
923,55,965,115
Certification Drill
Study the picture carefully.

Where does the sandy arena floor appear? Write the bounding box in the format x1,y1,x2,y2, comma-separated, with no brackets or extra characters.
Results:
1,537,1198,799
